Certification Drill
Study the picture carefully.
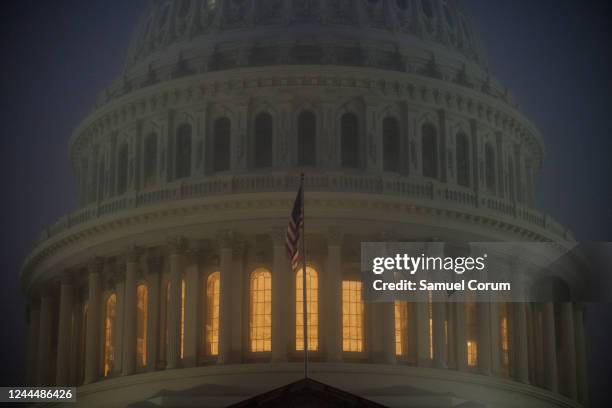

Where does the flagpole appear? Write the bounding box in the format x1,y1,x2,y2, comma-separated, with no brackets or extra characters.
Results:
300,172,308,379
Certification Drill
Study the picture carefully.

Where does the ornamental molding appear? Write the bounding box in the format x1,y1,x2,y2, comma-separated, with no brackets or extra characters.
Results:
69,68,544,166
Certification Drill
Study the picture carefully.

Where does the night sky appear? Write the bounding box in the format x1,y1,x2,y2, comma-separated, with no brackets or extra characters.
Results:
0,0,610,404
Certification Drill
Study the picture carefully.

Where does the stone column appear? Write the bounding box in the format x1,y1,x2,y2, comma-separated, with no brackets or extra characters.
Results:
122,248,140,375
230,241,246,361
560,302,577,399
271,228,290,362
573,304,588,406
477,302,492,375
454,299,468,371
36,291,53,386
379,302,397,365
183,249,201,367
489,301,501,375
325,229,343,362
145,254,162,371
84,260,102,384
218,231,234,364
415,300,430,367
542,302,558,392
166,237,186,369
429,242,447,369
512,266,530,383
56,275,74,385
27,304,40,385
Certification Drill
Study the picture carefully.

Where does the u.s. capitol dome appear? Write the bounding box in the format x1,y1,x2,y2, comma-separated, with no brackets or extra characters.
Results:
22,1,588,407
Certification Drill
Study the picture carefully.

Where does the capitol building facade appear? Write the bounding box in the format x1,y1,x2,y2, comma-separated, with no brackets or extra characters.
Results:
22,1,589,407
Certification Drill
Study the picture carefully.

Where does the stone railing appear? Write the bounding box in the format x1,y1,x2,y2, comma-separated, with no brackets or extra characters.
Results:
38,172,573,243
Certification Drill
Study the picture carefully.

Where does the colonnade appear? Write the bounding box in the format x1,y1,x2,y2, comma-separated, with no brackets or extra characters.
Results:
25,232,587,406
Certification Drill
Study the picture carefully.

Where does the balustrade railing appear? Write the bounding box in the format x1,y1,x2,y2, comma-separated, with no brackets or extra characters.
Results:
37,172,572,243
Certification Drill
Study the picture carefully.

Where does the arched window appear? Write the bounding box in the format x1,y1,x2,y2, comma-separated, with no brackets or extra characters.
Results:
213,117,231,172
485,143,496,192
342,280,363,352
250,268,272,352
144,133,158,186
383,117,400,173
466,301,478,367
456,132,470,187
103,293,117,377
117,144,129,195
176,124,192,179
254,113,273,168
297,111,316,167
136,284,148,369
206,272,221,356
395,301,409,356
341,113,360,168
499,302,510,376
296,266,318,351
508,158,515,201
422,124,438,178
180,278,186,359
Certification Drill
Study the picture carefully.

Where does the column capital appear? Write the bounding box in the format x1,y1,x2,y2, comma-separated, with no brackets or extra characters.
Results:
57,270,75,286
216,229,235,249
125,246,143,263
185,247,206,266
87,257,105,275
232,239,247,260
167,236,188,255
143,251,164,275
326,227,343,246
375,230,401,242
270,227,286,245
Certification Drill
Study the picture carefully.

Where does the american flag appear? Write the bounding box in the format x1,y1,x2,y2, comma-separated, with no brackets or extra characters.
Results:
286,181,304,271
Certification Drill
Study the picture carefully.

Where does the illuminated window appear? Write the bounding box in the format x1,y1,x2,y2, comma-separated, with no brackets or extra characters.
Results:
395,301,408,356
500,302,510,375
180,278,185,359
206,272,221,356
296,267,318,351
136,284,148,369
250,268,272,352
466,301,478,367
103,293,117,377
342,280,364,352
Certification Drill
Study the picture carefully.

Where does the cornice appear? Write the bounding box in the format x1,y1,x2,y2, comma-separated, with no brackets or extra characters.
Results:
21,192,574,291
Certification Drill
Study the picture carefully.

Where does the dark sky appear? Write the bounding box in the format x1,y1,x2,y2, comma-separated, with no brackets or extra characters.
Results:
0,0,610,403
